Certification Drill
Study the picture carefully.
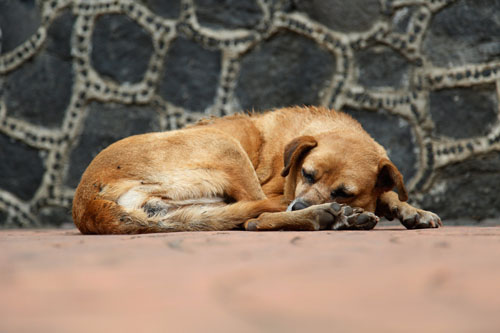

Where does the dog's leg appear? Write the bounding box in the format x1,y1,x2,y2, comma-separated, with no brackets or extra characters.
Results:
376,191,442,229
244,202,379,231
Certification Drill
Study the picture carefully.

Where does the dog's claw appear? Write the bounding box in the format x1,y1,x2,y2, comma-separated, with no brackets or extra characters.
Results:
245,220,258,231
356,213,370,225
331,202,342,213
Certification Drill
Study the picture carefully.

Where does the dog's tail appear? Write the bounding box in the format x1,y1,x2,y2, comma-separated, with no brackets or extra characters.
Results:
73,197,283,234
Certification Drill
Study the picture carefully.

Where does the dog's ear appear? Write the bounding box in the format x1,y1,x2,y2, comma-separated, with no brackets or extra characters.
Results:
281,136,317,177
376,159,408,201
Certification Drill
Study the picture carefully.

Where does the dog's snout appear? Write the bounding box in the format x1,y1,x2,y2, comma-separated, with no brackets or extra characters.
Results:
290,199,310,211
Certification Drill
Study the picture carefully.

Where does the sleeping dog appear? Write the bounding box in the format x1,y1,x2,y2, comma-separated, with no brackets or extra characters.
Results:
72,106,441,234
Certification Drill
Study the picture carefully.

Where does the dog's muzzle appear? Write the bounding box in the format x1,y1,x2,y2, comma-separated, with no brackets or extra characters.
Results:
286,198,311,211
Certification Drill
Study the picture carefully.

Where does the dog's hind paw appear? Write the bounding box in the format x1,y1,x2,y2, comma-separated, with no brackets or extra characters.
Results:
330,203,379,230
142,199,170,218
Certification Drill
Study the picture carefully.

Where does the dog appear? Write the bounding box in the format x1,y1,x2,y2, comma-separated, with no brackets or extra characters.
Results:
72,106,441,234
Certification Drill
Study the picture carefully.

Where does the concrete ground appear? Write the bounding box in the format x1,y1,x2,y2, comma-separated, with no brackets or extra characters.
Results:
1,225,500,333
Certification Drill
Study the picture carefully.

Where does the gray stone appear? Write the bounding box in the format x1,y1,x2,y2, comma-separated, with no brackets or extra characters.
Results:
0,133,44,201
158,37,221,111
194,0,262,30
91,14,154,83
0,210,7,225
66,102,162,188
392,6,416,34
4,52,73,128
420,152,500,221
430,85,498,139
46,10,75,61
356,45,411,89
39,206,72,227
293,0,381,32
343,108,417,182
3,10,74,128
269,0,295,12
140,0,180,19
423,0,500,67
235,31,335,111
0,0,41,53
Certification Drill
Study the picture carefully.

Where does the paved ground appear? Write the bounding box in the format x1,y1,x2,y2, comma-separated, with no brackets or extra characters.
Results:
1,225,500,333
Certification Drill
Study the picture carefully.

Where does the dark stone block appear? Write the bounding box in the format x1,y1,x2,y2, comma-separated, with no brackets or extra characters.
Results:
0,133,44,201
235,31,335,111
420,152,500,220
140,0,180,19
294,0,381,32
0,210,7,225
158,37,221,111
194,0,262,30
430,85,498,139
4,11,74,128
4,50,73,128
423,0,500,67
39,206,72,226
0,0,41,53
46,10,75,61
66,102,162,188
91,14,154,83
343,108,417,181
356,45,411,89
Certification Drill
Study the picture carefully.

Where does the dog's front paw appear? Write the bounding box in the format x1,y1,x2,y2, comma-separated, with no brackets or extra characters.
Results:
392,205,442,229
330,203,379,230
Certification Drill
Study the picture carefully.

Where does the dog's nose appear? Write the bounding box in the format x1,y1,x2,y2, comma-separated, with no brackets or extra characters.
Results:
291,199,310,211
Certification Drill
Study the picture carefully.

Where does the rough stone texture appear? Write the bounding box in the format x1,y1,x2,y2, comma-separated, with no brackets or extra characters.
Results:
46,10,75,61
356,45,411,89
66,102,161,188
140,0,181,19
0,0,41,53
392,6,417,34
3,9,74,128
421,152,500,220
0,133,44,201
2,227,500,332
294,0,381,32
430,85,498,139
0,0,500,226
91,14,154,83
194,0,263,30
423,0,500,67
344,108,417,181
4,51,73,127
38,206,72,226
159,37,221,111
236,31,335,111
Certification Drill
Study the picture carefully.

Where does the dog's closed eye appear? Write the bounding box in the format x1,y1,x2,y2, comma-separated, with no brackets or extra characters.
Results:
301,168,316,184
331,187,354,199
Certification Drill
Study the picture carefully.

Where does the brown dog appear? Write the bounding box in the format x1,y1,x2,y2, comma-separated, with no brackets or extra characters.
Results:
72,106,441,234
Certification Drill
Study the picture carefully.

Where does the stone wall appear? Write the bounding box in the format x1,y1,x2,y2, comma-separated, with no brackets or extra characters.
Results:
0,0,499,227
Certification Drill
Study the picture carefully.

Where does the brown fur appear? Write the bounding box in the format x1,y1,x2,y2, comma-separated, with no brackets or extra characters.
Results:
73,106,440,234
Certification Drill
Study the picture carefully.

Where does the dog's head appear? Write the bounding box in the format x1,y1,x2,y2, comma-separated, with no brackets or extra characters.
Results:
281,132,408,212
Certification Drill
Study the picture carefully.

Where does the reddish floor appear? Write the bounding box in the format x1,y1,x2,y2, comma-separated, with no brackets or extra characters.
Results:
1,226,500,332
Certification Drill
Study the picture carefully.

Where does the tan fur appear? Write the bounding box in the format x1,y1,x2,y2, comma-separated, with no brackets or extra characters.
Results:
73,106,440,234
